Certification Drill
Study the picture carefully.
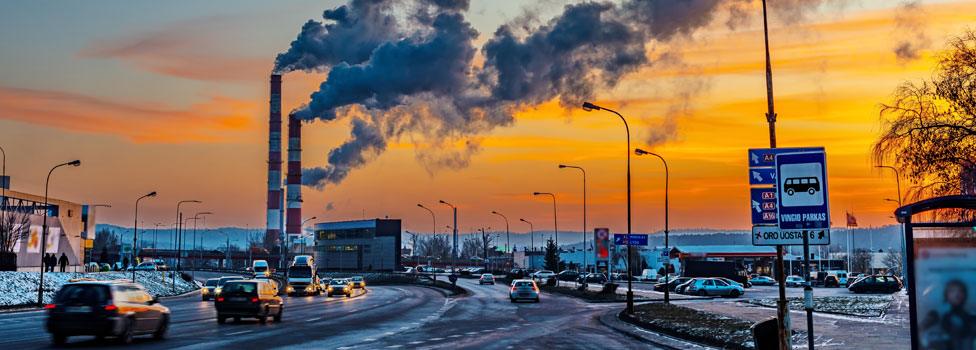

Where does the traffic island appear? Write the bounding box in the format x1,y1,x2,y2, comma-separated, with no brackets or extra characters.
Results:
540,283,652,303
744,295,893,317
620,302,756,350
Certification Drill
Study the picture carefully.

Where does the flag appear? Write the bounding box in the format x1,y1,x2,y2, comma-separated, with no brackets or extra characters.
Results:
846,212,858,227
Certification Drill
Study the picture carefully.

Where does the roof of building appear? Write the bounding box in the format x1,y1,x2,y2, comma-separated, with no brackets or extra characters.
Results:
671,245,777,257
313,218,396,230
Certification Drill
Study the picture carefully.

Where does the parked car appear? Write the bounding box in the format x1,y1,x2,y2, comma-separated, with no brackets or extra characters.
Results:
479,274,496,285
509,279,540,303
657,274,679,283
327,279,353,297
654,277,692,292
684,278,745,297
556,270,579,282
132,262,158,271
202,278,220,301
823,275,840,288
675,278,701,294
99,263,112,272
848,275,902,294
785,275,805,287
46,280,169,345
84,262,99,272
639,269,659,282
532,270,555,280
749,276,777,286
350,276,366,289
579,273,608,284
716,277,751,288
215,280,283,324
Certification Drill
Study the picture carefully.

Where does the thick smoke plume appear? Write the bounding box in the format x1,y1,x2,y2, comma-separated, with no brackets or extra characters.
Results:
278,0,835,188
892,0,929,63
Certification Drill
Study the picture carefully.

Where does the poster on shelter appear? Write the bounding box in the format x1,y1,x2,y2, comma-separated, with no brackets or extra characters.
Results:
915,245,976,349
26,224,41,253
594,228,609,262
46,227,60,253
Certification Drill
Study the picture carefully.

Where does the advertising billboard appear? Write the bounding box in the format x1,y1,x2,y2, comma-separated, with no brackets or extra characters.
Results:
914,240,976,349
594,228,610,262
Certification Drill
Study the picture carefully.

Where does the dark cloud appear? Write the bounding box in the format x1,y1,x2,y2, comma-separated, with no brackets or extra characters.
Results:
892,0,929,63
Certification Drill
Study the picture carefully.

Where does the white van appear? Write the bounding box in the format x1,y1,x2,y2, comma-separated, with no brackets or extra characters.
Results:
639,269,659,282
253,260,271,277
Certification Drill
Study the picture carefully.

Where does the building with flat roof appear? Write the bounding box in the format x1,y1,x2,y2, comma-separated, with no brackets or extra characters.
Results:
1,190,96,271
312,219,401,271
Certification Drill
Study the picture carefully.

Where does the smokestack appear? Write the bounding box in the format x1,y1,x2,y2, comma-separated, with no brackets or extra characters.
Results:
265,74,283,249
285,113,302,239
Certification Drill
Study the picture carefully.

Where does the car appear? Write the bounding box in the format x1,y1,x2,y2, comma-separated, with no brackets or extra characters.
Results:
675,278,701,294
510,279,540,303
213,276,245,297
202,278,220,301
327,279,353,297
45,280,170,345
654,277,692,292
823,275,840,288
132,262,158,271
350,276,366,289
99,263,111,272
749,276,777,286
532,270,555,280
716,277,751,288
785,275,805,287
639,269,659,282
252,260,271,277
847,273,866,287
848,275,902,294
479,273,495,285
152,259,170,271
684,278,745,297
556,270,579,282
579,273,608,284
215,280,283,324
657,274,679,283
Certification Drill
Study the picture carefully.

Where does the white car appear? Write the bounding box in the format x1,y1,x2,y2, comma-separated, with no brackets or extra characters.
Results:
479,274,495,285
532,270,555,280
785,275,805,287
510,279,540,303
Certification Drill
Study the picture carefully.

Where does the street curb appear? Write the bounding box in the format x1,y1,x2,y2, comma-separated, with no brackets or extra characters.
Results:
599,310,718,350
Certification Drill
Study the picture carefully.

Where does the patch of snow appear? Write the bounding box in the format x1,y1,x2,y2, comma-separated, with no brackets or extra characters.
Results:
0,271,198,307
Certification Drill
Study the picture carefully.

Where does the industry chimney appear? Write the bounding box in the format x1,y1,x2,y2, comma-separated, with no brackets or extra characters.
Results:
265,74,283,250
285,113,302,240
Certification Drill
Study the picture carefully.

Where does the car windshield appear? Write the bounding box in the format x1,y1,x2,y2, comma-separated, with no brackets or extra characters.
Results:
221,282,256,294
289,266,312,278
56,284,109,305
218,277,242,286
352,276,363,281
205,279,219,287
514,281,534,287
330,280,347,286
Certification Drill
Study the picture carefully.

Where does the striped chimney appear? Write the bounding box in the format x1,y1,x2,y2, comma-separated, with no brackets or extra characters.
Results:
265,74,283,249
285,113,302,239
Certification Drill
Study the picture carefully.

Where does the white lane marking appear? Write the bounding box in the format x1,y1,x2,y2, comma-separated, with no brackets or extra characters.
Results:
386,345,403,349
337,347,354,350
430,337,445,341
408,341,425,345
363,338,376,342
465,331,478,335
449,334,462,338
384,332,396,336
309,317,322,322
226,330,253,336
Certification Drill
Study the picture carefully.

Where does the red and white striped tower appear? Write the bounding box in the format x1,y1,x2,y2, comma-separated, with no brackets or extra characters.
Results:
265,74,283,249
285,113,302,241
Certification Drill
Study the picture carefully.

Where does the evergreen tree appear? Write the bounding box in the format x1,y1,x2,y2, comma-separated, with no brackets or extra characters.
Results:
544,237,560,272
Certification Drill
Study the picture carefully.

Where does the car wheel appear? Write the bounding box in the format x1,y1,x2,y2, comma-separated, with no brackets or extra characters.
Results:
534,297,540,303
698,290,707,297
274,307,283,323
118,319,134,344
153,315,169,340
51,333,67,346
510,298,515,303
808,188,816,195
258,313,268,324
233,316,241,323
730,290,741,298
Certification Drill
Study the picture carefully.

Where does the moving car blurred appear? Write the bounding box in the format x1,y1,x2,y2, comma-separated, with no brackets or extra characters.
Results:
213,276,245,297
823,275,840,288
132,261,159,271
532,270,555,280
46,280,169,345
654,277,692,292
202,278,219,301
684,278,744,297
785,275,805,287
327,279,353,297
579,273,608,284
509,279,540,303
479,273,495,285
215,280,282,324
749,276,776,286
350,276,366,289
848,275,902,294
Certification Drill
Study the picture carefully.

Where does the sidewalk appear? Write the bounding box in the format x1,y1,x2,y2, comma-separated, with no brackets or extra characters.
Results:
676,292,911,349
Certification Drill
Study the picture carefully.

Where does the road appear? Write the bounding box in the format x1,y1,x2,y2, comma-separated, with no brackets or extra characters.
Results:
0,273,667,349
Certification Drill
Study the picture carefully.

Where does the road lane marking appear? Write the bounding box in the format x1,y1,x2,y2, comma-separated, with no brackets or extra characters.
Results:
449,334,462,338
226,330,253,336
430,337,444,341
386,345,402,348
408,341,424,345
363,338,376,342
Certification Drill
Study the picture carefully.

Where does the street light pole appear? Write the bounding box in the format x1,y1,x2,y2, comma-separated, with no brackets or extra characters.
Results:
152,223,164,257
520,218,534,269
876,165,907,287
532,192,559,272
132,191,157,282
189,212,211,281
300,217,316,255
559,164,587,273
581,101,634,314
173,200,200,291
417,204,436,268
37,159,81,305
490,211,510,268
438,200,458,285
635,148,671,304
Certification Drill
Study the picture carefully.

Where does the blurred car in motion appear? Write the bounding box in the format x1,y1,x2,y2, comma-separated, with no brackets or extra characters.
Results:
132,261,159,271
202,278,220,301
252,260,271,278
749,276,776,286
509,279,540,303
684,278,744,297
532,270,555,280
327,279,353,297
823,275,840,288
215,280,282,324
556,270,579,282
848,275,902,294
350,276,366,289
46,280,169,345
654,277,693,292
785,275,805,287
479,273,495,285
214,276,245,297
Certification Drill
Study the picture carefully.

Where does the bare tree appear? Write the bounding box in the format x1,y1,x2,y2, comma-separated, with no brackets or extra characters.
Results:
0,209,30,254
882,249,903,276
850,248,873,274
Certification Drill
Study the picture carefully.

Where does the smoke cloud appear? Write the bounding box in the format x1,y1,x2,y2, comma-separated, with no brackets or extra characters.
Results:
892,0,929,63
279,0,837,188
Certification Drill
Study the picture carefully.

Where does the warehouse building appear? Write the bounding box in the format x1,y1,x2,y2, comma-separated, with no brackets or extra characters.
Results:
312,219,401,271
0,189,95,271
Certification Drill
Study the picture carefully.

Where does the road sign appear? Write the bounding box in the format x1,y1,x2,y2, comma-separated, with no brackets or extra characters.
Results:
750,188,778,225
748,147,824,168
748,167,777,186
752,226,830,246
613,234,648,246
776,151,830,230
594,228,610,261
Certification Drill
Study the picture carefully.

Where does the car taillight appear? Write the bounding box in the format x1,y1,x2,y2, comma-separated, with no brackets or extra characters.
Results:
511,286,517,292
44,304,57,310
103,304,118,311
250,297,259,303
216,297,224,302
532,285,539,292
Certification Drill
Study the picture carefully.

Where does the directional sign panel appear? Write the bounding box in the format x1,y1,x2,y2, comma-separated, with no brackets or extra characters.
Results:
752,226,830,246
748,168,777,186
750,188,778,225
748,147,825,168
776,151,830,230
613,234,648,246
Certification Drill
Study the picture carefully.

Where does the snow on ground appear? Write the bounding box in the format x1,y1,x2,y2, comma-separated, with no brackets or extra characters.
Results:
745,295,893,317
0,271,198,307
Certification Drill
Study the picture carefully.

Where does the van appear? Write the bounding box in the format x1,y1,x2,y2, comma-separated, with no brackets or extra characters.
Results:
639,269,658,282
286,256,320,296
252,260,271,277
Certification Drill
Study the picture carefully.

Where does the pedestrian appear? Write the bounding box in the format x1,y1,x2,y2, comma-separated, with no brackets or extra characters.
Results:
58,253,68,272
45,254,54,272
49,254,56,272
40,253,47,272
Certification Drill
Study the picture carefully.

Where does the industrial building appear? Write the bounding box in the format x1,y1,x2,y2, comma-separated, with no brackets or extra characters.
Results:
312,219,401,271
0,189,94,271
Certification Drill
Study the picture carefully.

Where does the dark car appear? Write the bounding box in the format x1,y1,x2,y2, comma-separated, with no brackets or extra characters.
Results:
350,276,366,289
654,277,692,292
327,279,353,297
215,280,283,324
202,278,219,301
46,281,169,345
823,275,840,288
579,273,608,284
556,270,580,282
675,278,703,294
848,275,902,294
214,276,245,297
749,276,777,286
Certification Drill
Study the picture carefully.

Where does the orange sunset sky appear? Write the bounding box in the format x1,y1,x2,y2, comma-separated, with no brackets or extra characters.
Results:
1,0,973,234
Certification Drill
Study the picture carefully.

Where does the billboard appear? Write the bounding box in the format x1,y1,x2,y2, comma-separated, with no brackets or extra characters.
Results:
594,228,610,262
914,242,976,349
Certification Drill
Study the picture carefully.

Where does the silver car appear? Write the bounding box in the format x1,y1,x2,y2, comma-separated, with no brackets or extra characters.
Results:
509,279,540,303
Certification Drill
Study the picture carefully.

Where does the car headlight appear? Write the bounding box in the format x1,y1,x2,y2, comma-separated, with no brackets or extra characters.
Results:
286,286,295,293
215,287,222,295
305,285,314,292
327,287,333,292
202,288,209,294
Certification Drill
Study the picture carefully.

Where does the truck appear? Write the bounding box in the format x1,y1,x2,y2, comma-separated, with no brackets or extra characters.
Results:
286,255,321,296
681,260,749,285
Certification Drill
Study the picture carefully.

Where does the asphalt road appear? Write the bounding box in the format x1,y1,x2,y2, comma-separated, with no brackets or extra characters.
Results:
0,273,664,349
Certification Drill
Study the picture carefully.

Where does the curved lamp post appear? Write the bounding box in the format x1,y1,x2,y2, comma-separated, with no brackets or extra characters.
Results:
438,200,458,282
519,218,534,268
38,159,81,305
132,191,157,282
490,211,511,265
559,164,587,273
635,148,671,304
532,192,558,272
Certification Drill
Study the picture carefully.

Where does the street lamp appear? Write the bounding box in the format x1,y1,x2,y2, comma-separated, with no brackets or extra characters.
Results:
519,218,534,268
188,212,212,281
559,164,587,273
86,204,111,266
876,164,907,286
173,199,201,285
38,159,81,305
132,191,157,282
417,204,436,267
582,100,635,314
532,192,558,272
635,148,671,304
490,211,511,268
438,200,458,282
300,217,317,255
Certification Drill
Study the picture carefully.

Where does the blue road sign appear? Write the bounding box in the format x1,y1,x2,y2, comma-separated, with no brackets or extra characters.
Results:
776,151,830,230
748,147,824,167
748,167,777,186
750,188,778,225
613,234,648,246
